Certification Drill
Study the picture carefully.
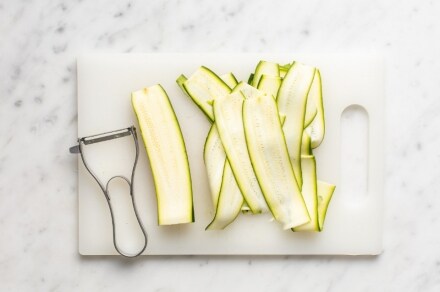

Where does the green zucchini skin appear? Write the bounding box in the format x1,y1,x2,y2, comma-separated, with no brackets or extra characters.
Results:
243,93,310,229
277,62,316,188
247,73,254,85
132,85,194,225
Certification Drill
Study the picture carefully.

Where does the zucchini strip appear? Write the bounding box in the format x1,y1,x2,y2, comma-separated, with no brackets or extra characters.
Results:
182,66,231,121
219,75,250,213
317,181,336,231
292,155,319,231
243,93,310,229
305,69,326,148
203,125,227,208
214,92,268,214
206,161,244,230
204,125,244,229
132,85,194,225
251,60,280,87
277,62,316,188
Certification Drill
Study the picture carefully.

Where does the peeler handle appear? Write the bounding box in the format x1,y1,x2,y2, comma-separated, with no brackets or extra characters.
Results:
105,176,148,258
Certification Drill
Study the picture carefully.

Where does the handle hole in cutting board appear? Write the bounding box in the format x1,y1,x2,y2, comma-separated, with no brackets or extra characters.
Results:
340,105,369,205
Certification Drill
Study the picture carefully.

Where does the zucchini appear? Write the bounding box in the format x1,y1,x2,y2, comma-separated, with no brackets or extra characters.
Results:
239,82,263,99
247,73,254,85
203,124,227,208
182,66,231,121
204,125,244,229
132,85,194,225
279,63,292,78
277,62,316,188
202,73,248,220
220,73,239,89
206,160,244,230
251,60,279,87
304,80,318,128
292,155,319,231
218,75,252,214
176,74,189,97
174,59,334,233
317,181,336,231
300,132,334,231
243,93,310,229
257,75,282,99
231,81,246,93
213,92,268,214
305,69,325,148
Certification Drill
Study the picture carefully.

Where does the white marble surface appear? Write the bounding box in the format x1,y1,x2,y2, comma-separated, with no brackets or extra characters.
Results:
1,0,440,291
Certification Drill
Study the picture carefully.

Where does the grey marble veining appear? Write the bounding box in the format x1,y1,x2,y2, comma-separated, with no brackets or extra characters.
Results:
1,0,440,291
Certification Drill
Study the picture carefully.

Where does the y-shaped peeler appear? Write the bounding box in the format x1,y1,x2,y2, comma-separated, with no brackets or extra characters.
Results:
70,126,148,257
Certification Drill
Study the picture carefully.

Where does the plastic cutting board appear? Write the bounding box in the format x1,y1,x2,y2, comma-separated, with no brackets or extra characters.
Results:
77,54,384,255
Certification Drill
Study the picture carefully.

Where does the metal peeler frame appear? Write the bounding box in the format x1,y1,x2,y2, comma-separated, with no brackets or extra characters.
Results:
70,126,148,257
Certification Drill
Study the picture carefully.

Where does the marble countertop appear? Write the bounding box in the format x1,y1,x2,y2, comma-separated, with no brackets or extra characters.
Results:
1,0,440,291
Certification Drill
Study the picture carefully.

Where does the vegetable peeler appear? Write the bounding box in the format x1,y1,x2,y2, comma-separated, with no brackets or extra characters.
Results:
70,126,148,257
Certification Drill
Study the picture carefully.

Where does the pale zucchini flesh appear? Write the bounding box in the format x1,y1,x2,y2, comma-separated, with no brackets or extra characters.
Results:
231,81,247,93
257,75,282,99
243,93,310,229
277,62,316,188
239,82,264,100
213,92,268,214
132,85,194,225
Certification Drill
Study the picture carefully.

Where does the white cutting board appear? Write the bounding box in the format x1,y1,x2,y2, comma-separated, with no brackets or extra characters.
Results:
77,54,384,255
